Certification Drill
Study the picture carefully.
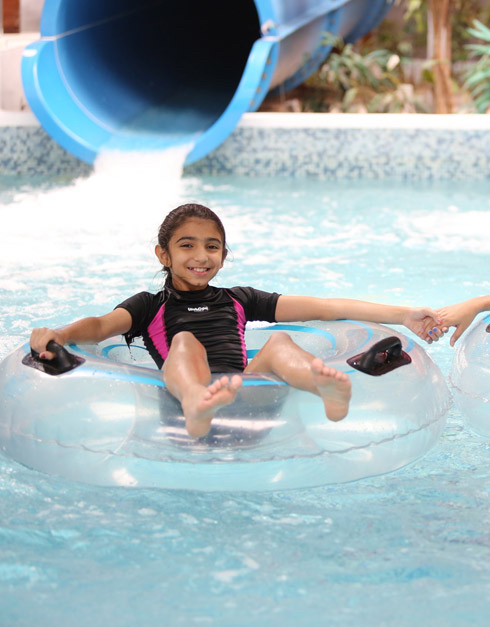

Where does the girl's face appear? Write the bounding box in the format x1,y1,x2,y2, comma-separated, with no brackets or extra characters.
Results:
155,218,226,291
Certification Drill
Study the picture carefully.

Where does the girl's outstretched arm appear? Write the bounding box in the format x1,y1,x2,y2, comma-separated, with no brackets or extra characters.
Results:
30,308,133,360
436,295,490,346
275,296,445,344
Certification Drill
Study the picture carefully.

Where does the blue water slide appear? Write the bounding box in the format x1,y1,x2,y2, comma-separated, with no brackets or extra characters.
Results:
21,0,394,165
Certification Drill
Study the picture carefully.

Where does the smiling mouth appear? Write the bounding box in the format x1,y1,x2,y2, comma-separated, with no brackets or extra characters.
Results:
189,267,209,274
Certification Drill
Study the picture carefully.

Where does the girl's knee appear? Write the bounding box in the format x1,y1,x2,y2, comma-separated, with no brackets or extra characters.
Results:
264,331,293,349
258,332,295,358
170,331,205,356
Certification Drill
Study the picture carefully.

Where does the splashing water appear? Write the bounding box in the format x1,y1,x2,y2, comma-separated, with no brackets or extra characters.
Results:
2,145,193,265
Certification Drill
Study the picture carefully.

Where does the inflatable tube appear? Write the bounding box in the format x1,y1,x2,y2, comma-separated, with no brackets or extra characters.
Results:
0,321,450,491
450,315,490,436
21,0,394,165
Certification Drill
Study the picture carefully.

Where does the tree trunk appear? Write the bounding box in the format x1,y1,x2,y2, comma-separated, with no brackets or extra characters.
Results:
428,0,454,113
3,0,20,33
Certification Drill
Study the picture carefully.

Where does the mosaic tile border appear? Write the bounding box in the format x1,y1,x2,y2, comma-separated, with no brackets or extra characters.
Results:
187,126,490,180
0,123,92,177
2,114,490,179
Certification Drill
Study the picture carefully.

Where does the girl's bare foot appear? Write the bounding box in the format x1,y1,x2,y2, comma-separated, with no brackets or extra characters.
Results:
183,375,243,438
311,358,352,422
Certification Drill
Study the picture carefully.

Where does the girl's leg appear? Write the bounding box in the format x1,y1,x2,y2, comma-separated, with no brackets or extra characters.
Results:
163,331,242,438
245,332,351,422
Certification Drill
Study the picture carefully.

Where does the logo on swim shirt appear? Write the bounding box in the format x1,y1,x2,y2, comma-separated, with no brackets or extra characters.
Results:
187,306,209,312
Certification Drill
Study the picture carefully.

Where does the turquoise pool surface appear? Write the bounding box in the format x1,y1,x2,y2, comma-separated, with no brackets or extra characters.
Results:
1,165,490,625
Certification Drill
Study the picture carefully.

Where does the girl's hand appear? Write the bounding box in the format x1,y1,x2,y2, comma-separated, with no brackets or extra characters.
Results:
436,300,480,346
401,308,448,344
30,327,67,360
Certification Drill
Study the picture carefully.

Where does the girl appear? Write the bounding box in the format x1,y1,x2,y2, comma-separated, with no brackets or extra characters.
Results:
31,203,446,438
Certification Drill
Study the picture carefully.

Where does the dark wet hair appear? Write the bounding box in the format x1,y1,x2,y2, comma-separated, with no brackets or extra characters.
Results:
157,203,228,278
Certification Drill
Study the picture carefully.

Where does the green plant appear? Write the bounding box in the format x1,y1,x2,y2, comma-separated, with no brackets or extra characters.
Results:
304,32,429,113
463,19,490,113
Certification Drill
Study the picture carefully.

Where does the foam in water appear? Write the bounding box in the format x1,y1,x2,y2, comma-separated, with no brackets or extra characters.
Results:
396,205,490,253
1,145,193,267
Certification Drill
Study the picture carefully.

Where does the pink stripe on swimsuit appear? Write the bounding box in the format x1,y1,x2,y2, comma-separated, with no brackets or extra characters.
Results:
148,304,169,362
230,297,248,369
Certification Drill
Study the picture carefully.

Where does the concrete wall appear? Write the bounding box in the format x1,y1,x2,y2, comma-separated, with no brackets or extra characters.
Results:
1,0,41,109
20,0,42,31
0,32,38,109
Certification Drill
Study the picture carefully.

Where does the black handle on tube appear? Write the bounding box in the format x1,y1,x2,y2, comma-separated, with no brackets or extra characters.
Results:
347,336,411,376
23,340,85,375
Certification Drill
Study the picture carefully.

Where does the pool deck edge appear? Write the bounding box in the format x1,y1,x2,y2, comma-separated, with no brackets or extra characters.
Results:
2,111,490,179
239,112,490,131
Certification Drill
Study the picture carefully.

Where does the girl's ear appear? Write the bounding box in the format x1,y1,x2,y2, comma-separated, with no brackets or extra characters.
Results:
155,245,170,267
221,248,228,267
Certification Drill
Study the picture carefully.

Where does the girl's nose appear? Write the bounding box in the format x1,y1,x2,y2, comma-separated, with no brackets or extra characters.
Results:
192,247,208,262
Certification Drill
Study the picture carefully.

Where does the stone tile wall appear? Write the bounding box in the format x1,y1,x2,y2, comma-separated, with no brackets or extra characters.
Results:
2,113,490,179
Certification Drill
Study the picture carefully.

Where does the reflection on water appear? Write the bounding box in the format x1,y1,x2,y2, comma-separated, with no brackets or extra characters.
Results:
0,156,490,625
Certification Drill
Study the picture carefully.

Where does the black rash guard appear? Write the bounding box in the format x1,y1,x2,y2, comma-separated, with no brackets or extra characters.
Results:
116,284,280,372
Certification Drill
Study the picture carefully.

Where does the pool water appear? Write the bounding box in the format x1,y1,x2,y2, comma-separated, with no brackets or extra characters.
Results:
1,158,490,626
